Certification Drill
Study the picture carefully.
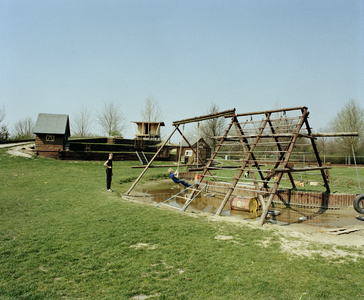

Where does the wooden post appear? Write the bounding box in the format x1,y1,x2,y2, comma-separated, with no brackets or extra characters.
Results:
304,118,330,193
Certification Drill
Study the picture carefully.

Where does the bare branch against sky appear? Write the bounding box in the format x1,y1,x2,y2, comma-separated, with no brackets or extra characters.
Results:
329,99,364,154
140,96,163,123
13,116,35,139
96,102,126,137
73,106,94,137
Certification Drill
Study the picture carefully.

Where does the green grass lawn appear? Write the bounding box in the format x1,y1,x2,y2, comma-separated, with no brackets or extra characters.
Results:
1,149,364,299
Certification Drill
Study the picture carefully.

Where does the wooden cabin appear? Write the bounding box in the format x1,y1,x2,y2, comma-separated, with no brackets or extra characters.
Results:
33,113,70,158
132,121,165,140
178,137,211,164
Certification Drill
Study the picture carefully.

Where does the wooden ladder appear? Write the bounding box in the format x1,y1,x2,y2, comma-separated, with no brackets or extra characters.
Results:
136,151,148,165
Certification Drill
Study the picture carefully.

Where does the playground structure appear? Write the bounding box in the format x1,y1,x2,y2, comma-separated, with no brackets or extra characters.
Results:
126,106,359,225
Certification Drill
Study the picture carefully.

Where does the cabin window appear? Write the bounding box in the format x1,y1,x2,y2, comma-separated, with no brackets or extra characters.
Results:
185,150,193,156
46,135,55,142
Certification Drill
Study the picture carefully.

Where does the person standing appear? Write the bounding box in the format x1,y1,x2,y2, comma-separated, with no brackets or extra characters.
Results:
104,153,113,192
168,168,191,187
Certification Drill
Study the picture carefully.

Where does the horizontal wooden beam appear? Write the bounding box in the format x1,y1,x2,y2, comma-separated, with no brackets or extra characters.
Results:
272,166,332,173
188,165,332,173
172,109,236,126
235,106,307,117
213,132,358,141
212,133,316,140
188,166,239,171
312,132,359,137
131,164,203,169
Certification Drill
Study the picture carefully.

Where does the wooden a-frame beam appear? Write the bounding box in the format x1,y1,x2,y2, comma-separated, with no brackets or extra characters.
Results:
173,109,235,126
175,126,216,181
126,125,179,195
181,116,236,212
215,115,270,216
258,108,310,225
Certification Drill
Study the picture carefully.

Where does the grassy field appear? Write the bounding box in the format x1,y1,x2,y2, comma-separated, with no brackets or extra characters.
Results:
1,148,364,299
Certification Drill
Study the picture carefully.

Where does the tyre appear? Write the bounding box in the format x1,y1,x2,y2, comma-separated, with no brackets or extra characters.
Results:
353,194,364,214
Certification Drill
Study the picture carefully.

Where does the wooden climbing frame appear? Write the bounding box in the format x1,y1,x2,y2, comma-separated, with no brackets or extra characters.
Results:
126,106,358,226
183,106,333,225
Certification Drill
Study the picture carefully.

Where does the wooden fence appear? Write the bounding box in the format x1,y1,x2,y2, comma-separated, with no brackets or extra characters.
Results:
202,180,356,209
180,172,356,209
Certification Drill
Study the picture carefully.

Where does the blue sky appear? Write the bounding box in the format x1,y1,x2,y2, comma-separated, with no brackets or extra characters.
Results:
1,0,363,141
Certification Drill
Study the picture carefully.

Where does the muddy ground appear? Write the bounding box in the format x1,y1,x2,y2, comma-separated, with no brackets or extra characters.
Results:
122,180,364,256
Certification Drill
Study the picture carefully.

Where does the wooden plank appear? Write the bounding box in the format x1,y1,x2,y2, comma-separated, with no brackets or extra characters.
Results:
328,228,360,235
327,228,347,232
312,132,358,137
356,215,364,221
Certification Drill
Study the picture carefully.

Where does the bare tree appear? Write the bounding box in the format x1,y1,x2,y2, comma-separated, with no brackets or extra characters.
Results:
0,106,9,141
96,101,126,137
73,106,93,137
196,103,226,150
141,96,163,122
13,117,35,139
329,99,364,156
0,105,6,124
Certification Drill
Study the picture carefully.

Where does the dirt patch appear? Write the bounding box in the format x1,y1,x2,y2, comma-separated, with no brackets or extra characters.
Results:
6,143,35,158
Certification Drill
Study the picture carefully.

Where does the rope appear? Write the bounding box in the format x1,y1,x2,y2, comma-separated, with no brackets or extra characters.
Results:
177,124,185,173
351,140,362,194
196,121,199,168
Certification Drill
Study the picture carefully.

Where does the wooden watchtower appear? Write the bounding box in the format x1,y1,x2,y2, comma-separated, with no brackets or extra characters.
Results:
132,121,165,140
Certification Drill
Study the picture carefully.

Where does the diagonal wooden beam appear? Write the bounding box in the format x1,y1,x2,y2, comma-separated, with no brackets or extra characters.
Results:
304,118,330,193
181,117,236,212
264,115,296,189
175,126,216,181
232,116,267,210
126,126,179,195
216,116,270,216
258,108,309,225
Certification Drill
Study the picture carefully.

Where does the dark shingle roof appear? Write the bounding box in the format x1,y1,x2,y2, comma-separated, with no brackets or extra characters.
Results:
33,113,70,136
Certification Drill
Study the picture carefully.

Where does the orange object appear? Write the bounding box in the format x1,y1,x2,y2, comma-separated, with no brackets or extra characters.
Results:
230,196,259,212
